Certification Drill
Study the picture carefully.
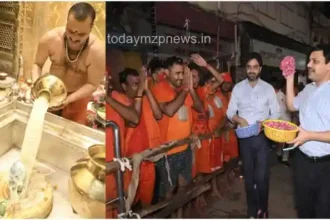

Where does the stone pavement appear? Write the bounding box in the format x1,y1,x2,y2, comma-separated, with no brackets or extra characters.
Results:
202,150,297,218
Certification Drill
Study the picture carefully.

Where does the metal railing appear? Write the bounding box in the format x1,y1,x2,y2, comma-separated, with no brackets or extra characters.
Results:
106,120,237,218
106,120,126,214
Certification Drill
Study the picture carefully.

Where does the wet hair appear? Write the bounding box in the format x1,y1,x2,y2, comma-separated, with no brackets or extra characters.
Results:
119,68,139,85
164,56,184,69
309,44,330,64
68,2,96,25
246,52,263,66
148,58,165,74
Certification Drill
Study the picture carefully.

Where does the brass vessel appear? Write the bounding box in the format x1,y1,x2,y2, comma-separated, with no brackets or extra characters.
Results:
31,74,67,107
68,144,105,218
0,73,8,81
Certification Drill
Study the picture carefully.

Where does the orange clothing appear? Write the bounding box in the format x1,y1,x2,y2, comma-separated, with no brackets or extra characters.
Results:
125,96,156,205
125,115,149,155
192,87,213,174
106,91,131,218
207,90,226,131
221,72,233,83
61,96,90,125
152,80,193,155
223,129,239,162
135,161,155,204
141,96,161,148
222,91,239,161
210,138,223,170
106,92,158,217
192,87,209,135
206,89,226,170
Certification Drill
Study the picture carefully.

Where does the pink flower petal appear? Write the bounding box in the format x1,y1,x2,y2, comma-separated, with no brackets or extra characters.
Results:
280,56,296,77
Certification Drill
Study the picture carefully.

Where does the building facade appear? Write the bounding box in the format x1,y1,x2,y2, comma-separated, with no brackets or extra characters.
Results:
192,2,311,44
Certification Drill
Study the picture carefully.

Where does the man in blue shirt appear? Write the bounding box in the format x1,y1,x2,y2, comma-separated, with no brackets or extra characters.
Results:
285,44,330,218
227,52,280,218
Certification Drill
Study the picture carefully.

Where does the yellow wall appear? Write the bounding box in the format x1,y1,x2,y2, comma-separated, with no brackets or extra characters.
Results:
107,49,143,91
19,2,105,79
122,52,142,71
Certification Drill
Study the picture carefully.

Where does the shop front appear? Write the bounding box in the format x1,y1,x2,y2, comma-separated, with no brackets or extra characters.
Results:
238,21,311,85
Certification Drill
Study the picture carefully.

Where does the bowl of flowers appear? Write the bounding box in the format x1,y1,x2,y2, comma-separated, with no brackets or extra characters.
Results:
262,120,298,143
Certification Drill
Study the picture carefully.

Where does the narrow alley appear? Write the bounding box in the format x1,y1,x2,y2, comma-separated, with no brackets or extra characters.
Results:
202,150,296,218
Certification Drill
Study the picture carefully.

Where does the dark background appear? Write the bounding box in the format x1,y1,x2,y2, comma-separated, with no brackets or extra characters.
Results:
321,2,330,19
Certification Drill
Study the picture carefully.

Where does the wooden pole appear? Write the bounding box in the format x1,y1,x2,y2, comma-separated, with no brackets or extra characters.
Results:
138,199,171,217
106,130,228,174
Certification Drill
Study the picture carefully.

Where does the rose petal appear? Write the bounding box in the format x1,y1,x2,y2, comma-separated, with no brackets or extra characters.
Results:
280,56,296,77
265,121,296,130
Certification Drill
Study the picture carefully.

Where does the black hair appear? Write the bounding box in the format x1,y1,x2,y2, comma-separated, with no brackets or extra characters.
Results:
188,62,205,86
68,2,96,25
148,58,165,74
269,77,277,88
164,56,184,69
200,71,214,86
187,62,200,72
246,52,263,66
118,68,139,85
273,78,285,90
309,44,330,64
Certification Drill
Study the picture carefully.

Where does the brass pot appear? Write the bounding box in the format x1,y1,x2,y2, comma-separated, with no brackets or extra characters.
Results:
68,144,105,218
31,74,67,107
0,73,7,80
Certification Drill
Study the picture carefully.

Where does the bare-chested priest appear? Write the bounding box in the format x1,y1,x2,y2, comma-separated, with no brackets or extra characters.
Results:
31,2,105,125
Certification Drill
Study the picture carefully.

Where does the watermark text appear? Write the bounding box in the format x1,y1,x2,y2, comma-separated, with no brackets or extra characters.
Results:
107,33,212,47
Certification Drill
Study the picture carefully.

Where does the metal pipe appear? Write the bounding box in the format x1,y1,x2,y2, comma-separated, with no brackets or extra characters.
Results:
106,120,126,214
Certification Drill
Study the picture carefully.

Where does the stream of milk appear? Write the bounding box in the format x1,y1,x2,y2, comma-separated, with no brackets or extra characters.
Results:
19,96,49,195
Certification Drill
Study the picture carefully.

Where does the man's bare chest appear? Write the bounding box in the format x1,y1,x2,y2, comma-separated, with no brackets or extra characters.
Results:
49,49,88,75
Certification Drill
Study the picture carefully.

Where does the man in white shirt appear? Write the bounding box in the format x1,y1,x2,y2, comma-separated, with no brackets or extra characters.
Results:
227,52,280,218
286,44,330,218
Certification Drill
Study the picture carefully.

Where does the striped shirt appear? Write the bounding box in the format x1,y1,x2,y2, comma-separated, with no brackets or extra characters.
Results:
227,79,281,126
294,81,330,157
